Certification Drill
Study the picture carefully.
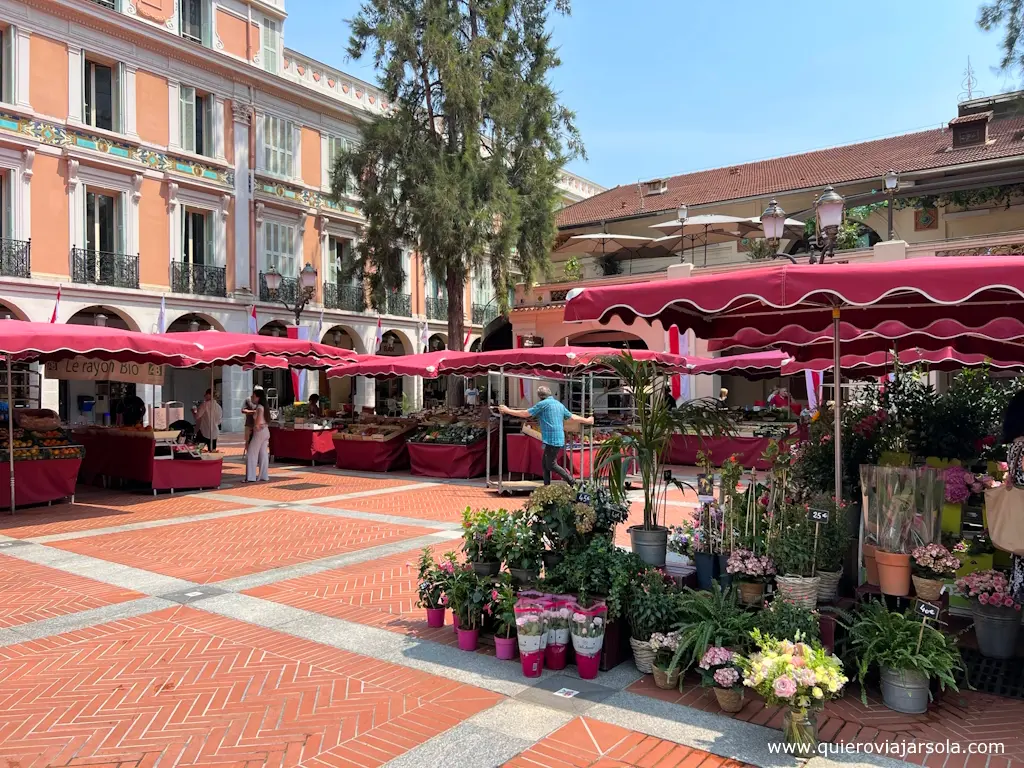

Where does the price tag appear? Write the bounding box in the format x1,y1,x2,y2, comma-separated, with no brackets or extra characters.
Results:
576,492,592,505
663,469,673,482
808,508,830,523
553,688,579,698
697,473,714,503
915,600,940,620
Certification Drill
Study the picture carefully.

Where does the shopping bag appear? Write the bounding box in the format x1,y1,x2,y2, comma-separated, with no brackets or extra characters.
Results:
985,483,1024,556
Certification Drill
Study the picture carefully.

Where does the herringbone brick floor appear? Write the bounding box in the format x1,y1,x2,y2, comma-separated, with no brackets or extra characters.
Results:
50,509,435,584
325,483,500,521
211,471,414,501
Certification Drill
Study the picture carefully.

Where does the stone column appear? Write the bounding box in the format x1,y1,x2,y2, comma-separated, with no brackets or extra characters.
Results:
221,365,250,433
231,102,252,295
354,376,375,413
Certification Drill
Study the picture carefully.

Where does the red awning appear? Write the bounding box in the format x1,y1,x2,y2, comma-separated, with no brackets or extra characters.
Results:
782,346,1024,376
169,331,362,367
0,320,206,365
327,351,477,379
687,351,792,375
436,347,696,377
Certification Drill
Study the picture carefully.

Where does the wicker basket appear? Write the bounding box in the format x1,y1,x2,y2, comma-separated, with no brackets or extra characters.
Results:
652,664,680,690
912,575,944,602
629,637,656,674
714,687,744,713
816,569,842,604
775,575,821,609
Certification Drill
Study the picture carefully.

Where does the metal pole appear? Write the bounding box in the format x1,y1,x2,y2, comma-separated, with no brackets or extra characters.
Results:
497,366,505,493
486,371,492,489
832,308,842,505
887,193,894,241
589,372,595,482
7,356,15,514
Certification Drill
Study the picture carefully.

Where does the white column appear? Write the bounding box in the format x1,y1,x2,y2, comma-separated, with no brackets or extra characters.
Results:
39,365,58,414
221,365,249,433
406,375,423,412
354,376,375,412
232,102,252,294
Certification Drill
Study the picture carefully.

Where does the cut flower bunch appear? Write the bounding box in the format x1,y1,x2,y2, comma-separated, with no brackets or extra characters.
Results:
956,569,1022,610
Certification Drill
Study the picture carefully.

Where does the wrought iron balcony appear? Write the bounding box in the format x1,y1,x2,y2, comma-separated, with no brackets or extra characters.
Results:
472,303,499,325
323,282,366,312
425,296,448,321
89,0,117,8
0,238,30,278
385,292,412,317
171,262,226,297
259,272,300,304
71,248,139,289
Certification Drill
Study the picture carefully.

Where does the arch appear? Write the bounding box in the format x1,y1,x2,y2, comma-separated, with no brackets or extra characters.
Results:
66,305,140,332
427,333,446,352
166,311,225,333
0,298,29,321
321,324,366,355
378,329,410,356
258,319,289,337
556,329,648,349
470,337,482,352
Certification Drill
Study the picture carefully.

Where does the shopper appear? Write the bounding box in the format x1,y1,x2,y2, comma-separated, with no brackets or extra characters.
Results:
192,389,223,451
500,385,593,485
241,385,264,455
308,393,323,419
245,389,270,482
1002,390,1024,600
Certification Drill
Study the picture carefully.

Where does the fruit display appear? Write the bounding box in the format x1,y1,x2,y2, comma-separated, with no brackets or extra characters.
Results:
333,421,416,442
409,423,488,445
0,426,84,462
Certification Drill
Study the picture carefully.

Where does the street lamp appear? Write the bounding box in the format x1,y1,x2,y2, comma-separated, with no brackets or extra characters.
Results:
264,262,318,325
883,169,899,240
676,204,688,263
760,198,787,245
811,185,845,264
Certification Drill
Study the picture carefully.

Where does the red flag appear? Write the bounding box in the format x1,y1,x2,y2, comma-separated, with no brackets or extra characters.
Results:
664,325,682,401
50,286,61,323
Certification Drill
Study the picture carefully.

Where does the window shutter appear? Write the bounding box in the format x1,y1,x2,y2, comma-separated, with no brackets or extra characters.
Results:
2,171,11,239
2,28,13,104
201,0,212,47
255,114,265,172
116,192,126,255
180,86,195,153
202,94,214,156
82,59,90,125
112,63,123,133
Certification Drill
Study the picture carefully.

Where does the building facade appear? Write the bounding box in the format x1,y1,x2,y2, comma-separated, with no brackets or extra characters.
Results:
0,0,602,428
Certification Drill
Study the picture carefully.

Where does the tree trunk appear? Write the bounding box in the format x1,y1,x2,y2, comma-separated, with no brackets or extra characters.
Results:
446,265,466,408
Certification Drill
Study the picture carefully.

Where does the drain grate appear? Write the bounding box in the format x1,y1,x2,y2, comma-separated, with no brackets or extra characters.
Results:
958,648,1024,699
277,482,329,492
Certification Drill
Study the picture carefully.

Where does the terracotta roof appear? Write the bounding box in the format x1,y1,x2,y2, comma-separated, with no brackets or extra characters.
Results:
557,116,1024,228
949,111,993,125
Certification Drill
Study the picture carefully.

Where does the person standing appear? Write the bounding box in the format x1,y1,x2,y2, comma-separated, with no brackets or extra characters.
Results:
465,382,480,406
241,384,264,454
245,390,270,482
308,393,323,419
192,389,223,451
500,385,593,485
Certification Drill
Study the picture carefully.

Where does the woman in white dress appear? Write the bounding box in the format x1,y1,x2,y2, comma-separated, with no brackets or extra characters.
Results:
245,391,270,482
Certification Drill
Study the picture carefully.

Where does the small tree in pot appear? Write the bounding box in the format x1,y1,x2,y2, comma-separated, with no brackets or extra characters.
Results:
956,569,1023,659
597,352,732,567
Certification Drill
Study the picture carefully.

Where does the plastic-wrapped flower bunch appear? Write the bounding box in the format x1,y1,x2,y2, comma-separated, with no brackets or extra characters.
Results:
726,548,776,583
956,569,1022,610
738,629,847,709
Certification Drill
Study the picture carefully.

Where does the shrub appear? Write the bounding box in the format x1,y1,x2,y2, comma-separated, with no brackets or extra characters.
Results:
668,582,756,672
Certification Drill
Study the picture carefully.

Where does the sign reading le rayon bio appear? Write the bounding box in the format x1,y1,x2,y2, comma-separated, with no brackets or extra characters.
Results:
45,358,166,385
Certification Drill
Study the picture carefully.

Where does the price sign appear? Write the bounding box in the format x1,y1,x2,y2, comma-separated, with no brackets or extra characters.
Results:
808,508,830,523
576,492,592,505
697,473,714,503
663,469,673,482
915,600,940,620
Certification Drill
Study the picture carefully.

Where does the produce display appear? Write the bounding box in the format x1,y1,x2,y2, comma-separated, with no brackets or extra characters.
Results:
334,421,415,442
0,426,84,461
408,423,488,445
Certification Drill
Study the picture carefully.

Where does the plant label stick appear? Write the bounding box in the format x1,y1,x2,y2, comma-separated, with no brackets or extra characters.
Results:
914,600,939,653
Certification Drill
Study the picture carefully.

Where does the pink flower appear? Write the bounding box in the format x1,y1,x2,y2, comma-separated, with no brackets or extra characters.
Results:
773,676,798,699
486,526,494,537
1005,596,1015,608
979,593,989,605
439,594,448,605
491,590,500,601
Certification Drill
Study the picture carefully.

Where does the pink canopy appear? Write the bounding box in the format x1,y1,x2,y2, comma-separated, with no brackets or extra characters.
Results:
0,320,205,365
169,331,362,367
327,350,477,379
782,346,1024,376
688,351,791,375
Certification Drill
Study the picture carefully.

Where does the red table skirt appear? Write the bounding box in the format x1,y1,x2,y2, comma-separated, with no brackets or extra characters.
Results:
0,458,81,508
151,457,223,492
408,438,493,479
269,427,336,464
505,433,599,477
668,435,779,470
333,434,409,472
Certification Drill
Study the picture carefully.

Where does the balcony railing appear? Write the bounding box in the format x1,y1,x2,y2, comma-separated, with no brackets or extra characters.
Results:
385,292,412,317
472,303,499,325
0,238,30,278
171,262,226,297
425,296,448,321
259,272,299,304
71,248,139,289
88,0,117,8
323,282,366,312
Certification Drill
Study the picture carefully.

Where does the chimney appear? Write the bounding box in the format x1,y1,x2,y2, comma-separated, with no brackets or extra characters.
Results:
949,111,992,149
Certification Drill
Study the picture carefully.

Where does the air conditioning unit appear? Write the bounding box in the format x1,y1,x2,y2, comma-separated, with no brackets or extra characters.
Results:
642,179,668,196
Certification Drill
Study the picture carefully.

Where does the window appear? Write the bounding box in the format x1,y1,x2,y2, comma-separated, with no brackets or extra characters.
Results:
261,114,294,178
180,0,208,45
0,27,13,104
326,135,358,194
473,262,493,306
181,208,211,265
426,268,443,300
180,86,213,156
262,17,280,73
85,189,122,254
327,236,358,285
263,220,295,275
83,58,120,132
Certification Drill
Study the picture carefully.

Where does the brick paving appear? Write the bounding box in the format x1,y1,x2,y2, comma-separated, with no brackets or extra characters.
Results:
325,482,505,521
50,509,435,584
211,470,415,501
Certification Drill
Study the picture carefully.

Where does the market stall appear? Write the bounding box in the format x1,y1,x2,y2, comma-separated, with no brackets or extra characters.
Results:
407,412,495,479
332,419,417,472
268,425,337,464
0,416,82,506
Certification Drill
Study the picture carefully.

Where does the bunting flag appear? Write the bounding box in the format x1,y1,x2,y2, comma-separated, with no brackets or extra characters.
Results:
374,316,383,353
247,305,258,334
156,295,167,334
664,324,682,402
49,286,61,323
464,328,472,349
805,369,823,412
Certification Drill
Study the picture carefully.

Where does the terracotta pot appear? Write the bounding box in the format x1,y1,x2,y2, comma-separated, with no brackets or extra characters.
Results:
876,550,911,597
912,575,944,602
863,543,880,586
737,580,765,607
652,664,680,690
714,687,744,713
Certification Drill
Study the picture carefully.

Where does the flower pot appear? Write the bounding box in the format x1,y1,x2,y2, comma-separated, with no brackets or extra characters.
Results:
471,560,501,577
576,652,600,680
775,575,820,609
912,575,945,602
972,600,1022,659
629,525,668,568
542,551,564,572
652,664,680,690
545,643,568,670
819,614,836,655
716,554,733,590
737,580,765,607
457,627,479,652
509,567,539,586
694,552,715,591
876,550,911,597
495,635,517,660
520,650,544,678
782,706,818,756
452,613,460,634
629,636,656,674
863,542,880,586
816,568,842,604
714,687,744,713
880,666,930,714
425,607,445,628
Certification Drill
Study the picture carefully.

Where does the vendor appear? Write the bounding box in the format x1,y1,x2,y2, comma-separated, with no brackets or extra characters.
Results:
500,385,594,486
121,394,146,427
465,383,480,407
1002,390,1024,601
718,387,729,409
308,393,323,419
192,389,223,451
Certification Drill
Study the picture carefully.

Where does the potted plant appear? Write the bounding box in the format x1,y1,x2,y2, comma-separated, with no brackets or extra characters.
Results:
625,570,680,673
447,567,487,651
846,600,962,714
754,597,822,647
582,480,631,537
544,599,573,670
812,498,848,604
910,543,960,601
665,524,693,580
514,601,547,677
526,484,581,568
461,507,505,576
874,471,916,597
498,512,543,585
668,582,756,672
597,352,732,567
739,629,848,756
771,507,819,609
717,455,746,588
691,502,720,590
726,548,776,606
415,547,450,628
956,569,1023,659
490,581,518,660
648,631,682,689
571,602,608,679
698,646,745,713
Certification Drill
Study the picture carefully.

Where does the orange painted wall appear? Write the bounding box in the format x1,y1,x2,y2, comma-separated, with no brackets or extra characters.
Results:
135,0,175,24
224,99,235,164
30,35,68,119
300,127,321,188
32,154,69,277
135,70,169,146
139,178,169,288
216,9,248,60
410,252,424,316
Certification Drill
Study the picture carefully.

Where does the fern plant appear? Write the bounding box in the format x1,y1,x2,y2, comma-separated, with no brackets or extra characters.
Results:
667,582,756,672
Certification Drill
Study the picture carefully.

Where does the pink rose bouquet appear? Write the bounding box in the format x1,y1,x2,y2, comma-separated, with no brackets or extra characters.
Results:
955,569,1022,611
738,629,847,710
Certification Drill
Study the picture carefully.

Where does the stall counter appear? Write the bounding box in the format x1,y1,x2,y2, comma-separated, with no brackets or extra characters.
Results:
0,457,81,507
269,425,336,464
75,429,223,493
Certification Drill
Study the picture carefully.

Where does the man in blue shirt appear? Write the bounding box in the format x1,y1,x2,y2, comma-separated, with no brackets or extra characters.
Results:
500,385,594,485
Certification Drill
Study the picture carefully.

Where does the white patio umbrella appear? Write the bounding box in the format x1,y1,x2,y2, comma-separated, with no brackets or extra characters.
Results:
735,216,806,239
649,214,747,265
557,232,654,275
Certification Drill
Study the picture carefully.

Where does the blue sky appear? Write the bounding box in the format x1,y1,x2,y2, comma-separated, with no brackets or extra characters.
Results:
285,0,1019,189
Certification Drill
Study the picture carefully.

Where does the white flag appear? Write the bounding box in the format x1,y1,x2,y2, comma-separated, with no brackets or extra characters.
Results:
419,322,429,352
374,316,383,353
156,295,167,334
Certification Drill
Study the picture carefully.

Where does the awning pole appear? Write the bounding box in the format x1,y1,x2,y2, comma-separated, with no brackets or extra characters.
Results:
497,366,505,493
7,356,15,515
486,372,492,489
832,308,842,505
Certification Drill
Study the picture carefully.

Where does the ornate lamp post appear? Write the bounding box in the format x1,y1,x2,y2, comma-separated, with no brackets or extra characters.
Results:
758,185,846,264
265,262,318,325
675,204,688,263
883,169,899,240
